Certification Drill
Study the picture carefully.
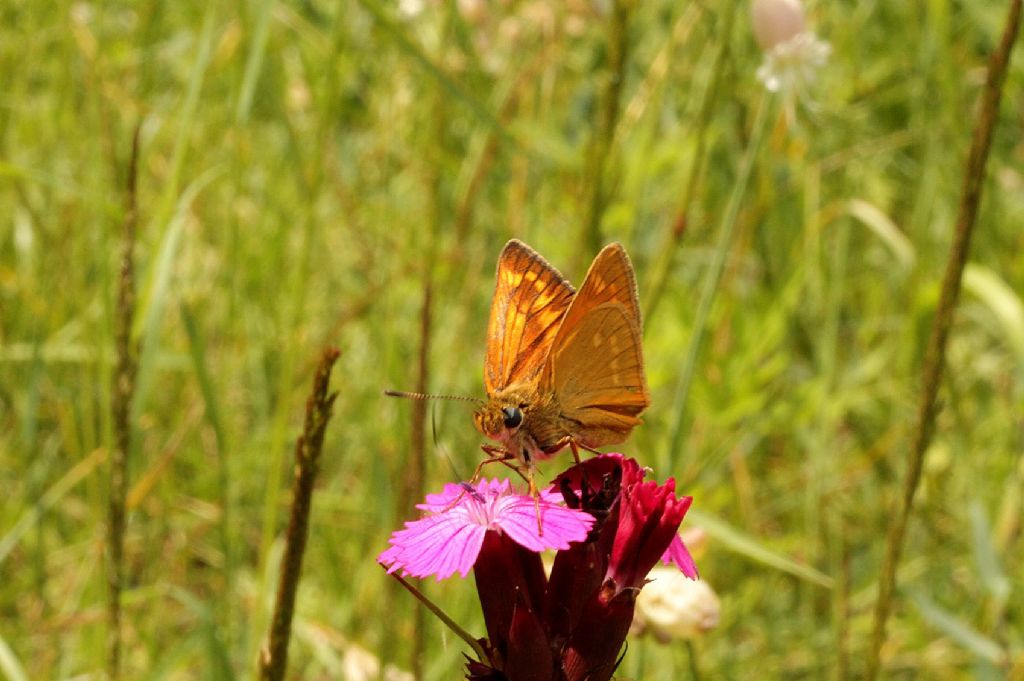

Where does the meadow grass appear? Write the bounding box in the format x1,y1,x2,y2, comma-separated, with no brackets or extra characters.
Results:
1,1,1022,679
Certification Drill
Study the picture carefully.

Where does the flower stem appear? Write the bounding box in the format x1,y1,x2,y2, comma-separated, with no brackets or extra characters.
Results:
257,347,340,681
864,2,1022,677
664,93,772,471
388,572,489,663
685,640,702,681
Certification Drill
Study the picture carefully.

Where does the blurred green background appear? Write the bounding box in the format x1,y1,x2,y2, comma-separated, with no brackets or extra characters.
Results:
2,0,1022,678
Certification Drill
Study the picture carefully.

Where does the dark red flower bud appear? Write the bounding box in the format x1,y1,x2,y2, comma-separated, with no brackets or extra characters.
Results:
606,469,692,594
473,531,548,669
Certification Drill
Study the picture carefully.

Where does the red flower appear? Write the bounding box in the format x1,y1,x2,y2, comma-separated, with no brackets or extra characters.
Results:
547,455,694,680
604,459,694,594
468,454,696,681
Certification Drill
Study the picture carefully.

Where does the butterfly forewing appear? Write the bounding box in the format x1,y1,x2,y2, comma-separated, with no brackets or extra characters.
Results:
484,240,575,395
552,243,643,340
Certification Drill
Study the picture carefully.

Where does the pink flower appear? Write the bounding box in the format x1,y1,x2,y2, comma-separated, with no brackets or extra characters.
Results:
378,479,594,581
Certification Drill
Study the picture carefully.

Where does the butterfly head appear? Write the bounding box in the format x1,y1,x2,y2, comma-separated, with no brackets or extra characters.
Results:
473,401,525,443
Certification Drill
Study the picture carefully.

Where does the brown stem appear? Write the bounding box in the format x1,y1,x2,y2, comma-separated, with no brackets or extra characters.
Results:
408,277,432,678
257,347,341,681
581,0,631,262
865,2,1022,677
107,125,140,681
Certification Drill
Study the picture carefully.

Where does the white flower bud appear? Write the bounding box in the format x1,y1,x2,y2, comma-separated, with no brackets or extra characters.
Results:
751,0,806,50
634,566,720,641
457,0,487,25
749,0,829,95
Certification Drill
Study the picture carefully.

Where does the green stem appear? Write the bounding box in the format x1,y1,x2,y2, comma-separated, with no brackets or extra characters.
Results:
685,640,702,681
663,93,772,471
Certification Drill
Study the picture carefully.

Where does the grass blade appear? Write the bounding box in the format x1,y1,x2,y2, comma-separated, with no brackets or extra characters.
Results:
963,263,1024,370
968,501,1010,606
847,199,916,270
132,167,222,423
0,448,106,566
235,0,274,124
0,632,29,681
354,0,517,151
167,587,234,681
909,590,1006,666
686,509,834,589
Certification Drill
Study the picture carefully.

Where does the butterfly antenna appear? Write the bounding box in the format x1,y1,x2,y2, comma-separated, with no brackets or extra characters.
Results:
431,409,459,464
443,451,467,482
384,389,484,405
420,398,468,482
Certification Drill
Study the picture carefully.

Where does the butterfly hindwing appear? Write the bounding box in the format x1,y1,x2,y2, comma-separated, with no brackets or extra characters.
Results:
545,301,649,446
541,243,650,446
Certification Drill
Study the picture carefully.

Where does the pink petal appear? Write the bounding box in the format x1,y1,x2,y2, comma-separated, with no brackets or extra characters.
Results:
496,496,593,552
418,478,510,512
661,533,699,580
418,482,474,512
379,512,486,580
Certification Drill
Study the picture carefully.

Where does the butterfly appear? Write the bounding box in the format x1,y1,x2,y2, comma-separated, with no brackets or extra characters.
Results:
472,239,650,484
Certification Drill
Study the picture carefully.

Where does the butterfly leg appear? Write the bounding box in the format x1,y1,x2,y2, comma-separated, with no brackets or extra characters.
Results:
477,445,545,535
568,439,582,464
548,436,600,464
437,446,519,513
473,445,520,480
527,468,545,536
439,446,518,511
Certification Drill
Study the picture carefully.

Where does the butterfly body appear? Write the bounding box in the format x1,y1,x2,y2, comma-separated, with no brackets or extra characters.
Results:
474,240,649,472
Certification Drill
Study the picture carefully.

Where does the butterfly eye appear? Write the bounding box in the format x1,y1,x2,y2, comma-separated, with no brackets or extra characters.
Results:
501,406,523,429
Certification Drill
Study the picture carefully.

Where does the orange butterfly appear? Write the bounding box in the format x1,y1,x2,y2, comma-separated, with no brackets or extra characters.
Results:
472,239,650,484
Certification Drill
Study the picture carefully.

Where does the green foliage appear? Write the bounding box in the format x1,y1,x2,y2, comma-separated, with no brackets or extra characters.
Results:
1,0,1022,678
